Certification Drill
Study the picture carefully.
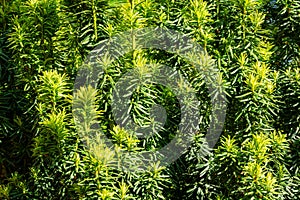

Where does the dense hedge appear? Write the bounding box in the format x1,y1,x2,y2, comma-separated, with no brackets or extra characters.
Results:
0,0,299,199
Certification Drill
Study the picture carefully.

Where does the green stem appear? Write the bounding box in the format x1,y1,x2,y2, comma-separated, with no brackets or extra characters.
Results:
92,0,98,40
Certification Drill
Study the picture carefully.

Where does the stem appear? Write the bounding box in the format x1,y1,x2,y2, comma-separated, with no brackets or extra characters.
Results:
92,0,98,40
130,0,135,50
